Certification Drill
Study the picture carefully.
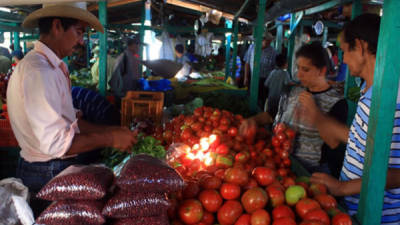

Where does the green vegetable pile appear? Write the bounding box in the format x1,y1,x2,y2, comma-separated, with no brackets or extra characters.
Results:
70,68,94,89
102,134,166,168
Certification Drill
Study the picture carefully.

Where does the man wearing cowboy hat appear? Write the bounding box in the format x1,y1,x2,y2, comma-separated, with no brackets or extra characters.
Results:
244,31,277,107
6,2,137,216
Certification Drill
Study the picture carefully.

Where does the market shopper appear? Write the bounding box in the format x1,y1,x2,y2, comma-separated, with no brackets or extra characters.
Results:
174,44,190,65
109,35,142,104
6,2,138,216
298,14,400,224
240,41,347,176
244,31,277,107
263,54,292,119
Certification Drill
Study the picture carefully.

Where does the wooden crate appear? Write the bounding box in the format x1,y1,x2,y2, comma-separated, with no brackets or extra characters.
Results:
0,119,18,147
121,91,164,127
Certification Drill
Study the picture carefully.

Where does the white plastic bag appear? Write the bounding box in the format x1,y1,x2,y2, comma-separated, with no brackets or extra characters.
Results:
159,31,175,60
0,178,34,225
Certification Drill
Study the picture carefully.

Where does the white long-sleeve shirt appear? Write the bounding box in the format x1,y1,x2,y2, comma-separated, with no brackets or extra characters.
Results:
7,41,79,162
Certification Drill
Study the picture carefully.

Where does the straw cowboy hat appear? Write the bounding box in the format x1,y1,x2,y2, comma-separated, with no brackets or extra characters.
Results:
22,2,104,33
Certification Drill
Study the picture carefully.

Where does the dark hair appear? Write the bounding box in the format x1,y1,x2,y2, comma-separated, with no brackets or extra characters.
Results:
342,13,380,55
275,54,287,68
127,36,140,46
175,44,184,54
38,17,79,35
295,41,329,69
11,50,24,60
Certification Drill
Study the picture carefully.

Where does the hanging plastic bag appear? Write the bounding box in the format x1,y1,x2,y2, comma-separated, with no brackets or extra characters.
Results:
159,31,175,60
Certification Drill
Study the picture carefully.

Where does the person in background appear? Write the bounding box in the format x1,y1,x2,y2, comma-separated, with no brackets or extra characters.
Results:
241,42,347,176
109,36,142,105
7,2,138,216
229,48,242,86
263,54,293,119
299,14,400,223
11,50,24,70
91,46,116,90
244,31,277,108
174,44,190,65
71,86,120,126
0,46,11,59
0,55,11,74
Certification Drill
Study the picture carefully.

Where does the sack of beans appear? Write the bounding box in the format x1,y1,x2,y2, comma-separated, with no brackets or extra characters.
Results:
112,213,169,225
116,154,184,193
102,189,169,218
36,200,105,225
37,165,114,201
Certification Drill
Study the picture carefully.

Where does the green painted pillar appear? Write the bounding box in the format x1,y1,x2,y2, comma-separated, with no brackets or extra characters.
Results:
276,22,283,54
344,0,362,125
13,32,20,51
99,0,108,96
287,13,296,75
86,32,91,68
144,0,151,77
224,20,233,79
357,1,400,224
23,33,27,54
139,0,146,76
231,19,239,80
249,0,267,112
322,26,328,47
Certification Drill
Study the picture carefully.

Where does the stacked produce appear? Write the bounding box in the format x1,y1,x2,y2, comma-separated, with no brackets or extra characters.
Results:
152,106,352,225
35,165,114,225
0,104,8,120
102,154,184,224
0,72,11,102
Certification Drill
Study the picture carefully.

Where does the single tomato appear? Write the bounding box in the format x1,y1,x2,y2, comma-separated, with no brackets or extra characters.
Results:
198,189,223,213
178,199,204,224
217,200,243,225
220,183,241,200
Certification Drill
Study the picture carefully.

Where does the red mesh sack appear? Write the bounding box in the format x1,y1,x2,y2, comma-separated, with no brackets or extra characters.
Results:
37,165,114,201
36,200,105,225
112,213,169,225
116,154,184,193
102,189,169,218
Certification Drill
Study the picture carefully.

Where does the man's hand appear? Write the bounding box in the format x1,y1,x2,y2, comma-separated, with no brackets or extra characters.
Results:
310,172,343,196
239,118,257,137
297,91,320,126
110,127,139,152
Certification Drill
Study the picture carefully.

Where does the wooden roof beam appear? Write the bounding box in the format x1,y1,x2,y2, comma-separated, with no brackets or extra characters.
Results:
88,0,142,11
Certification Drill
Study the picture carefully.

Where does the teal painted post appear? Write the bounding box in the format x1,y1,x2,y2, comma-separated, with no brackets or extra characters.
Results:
231,19,239,80
139,0,146,76
13,32,20,51
287,13,296,75
276,22,283,54
344,0,362,125
357,1,400,224
249,0,267,112
23,33,27,54
322,26,328,47
145,0,151,77
224,20,233,79
98,0,107,96
86,32,91,68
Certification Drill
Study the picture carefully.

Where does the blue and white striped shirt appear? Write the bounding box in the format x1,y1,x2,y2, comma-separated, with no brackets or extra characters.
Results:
340,85,400,225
